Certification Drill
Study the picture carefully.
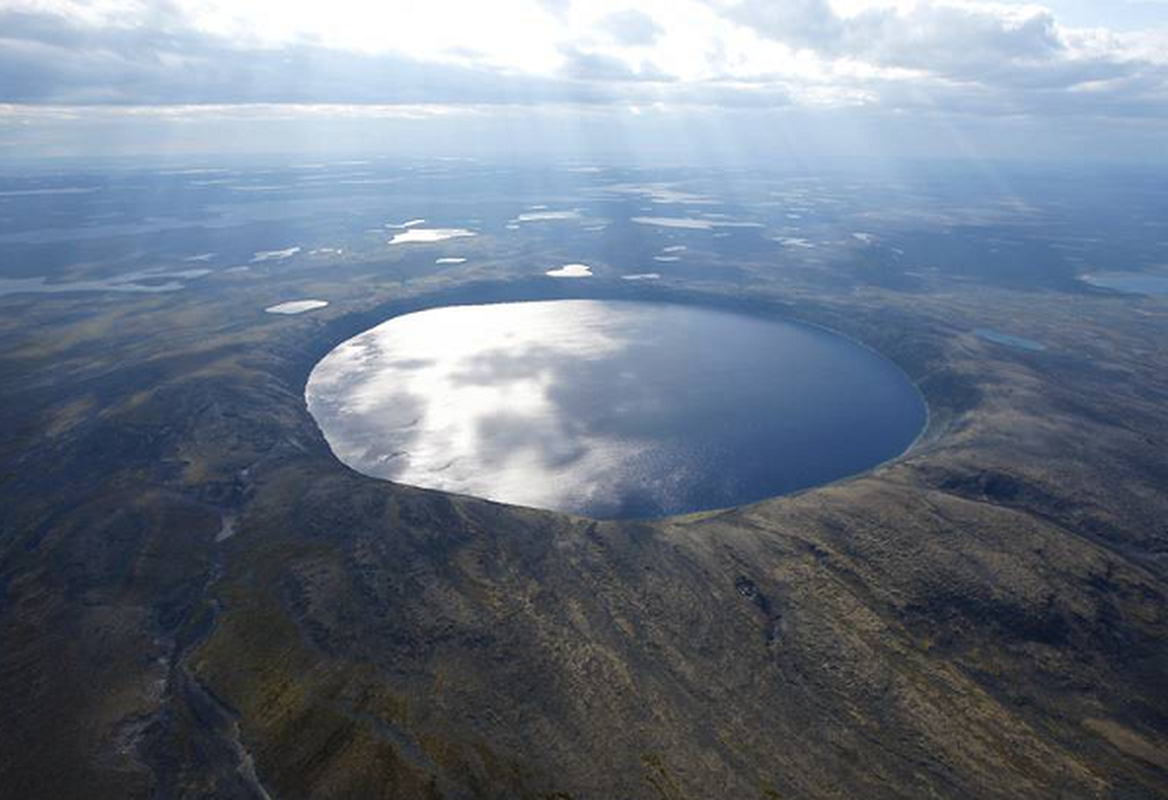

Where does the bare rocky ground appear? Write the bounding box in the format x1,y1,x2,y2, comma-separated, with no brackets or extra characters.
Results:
1,264,1166,799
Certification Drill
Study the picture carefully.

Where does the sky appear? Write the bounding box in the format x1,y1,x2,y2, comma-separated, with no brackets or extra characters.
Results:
0,0,1165,164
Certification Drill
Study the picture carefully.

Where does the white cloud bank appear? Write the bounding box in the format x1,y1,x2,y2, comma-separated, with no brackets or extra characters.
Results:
0,0,1163,161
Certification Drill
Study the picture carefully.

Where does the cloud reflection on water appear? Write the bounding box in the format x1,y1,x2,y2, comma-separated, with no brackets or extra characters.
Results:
306,300,925,518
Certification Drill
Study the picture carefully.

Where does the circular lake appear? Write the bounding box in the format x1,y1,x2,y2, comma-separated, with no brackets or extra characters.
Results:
306,300,926,519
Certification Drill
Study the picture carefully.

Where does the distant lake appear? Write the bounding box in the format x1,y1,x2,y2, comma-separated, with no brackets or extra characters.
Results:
1081,272,1168,296
307,300,926,519
975,328,1046,352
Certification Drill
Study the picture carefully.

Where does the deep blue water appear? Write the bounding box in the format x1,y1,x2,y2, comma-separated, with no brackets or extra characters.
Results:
307,300,927,519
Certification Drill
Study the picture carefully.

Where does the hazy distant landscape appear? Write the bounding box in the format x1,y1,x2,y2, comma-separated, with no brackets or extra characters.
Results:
2,0,1168,798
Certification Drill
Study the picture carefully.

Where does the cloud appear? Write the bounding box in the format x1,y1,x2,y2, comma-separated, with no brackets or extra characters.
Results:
0,0,1164,165
717,0,843,51
842,4,1105,90
0,8,616,106
711,0,1123,85
559,45,673,82
596,10,665,47
536,0,572,18
707,0,1166,114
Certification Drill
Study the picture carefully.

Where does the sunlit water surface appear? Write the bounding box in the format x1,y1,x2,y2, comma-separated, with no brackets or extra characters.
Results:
306,300,926,519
